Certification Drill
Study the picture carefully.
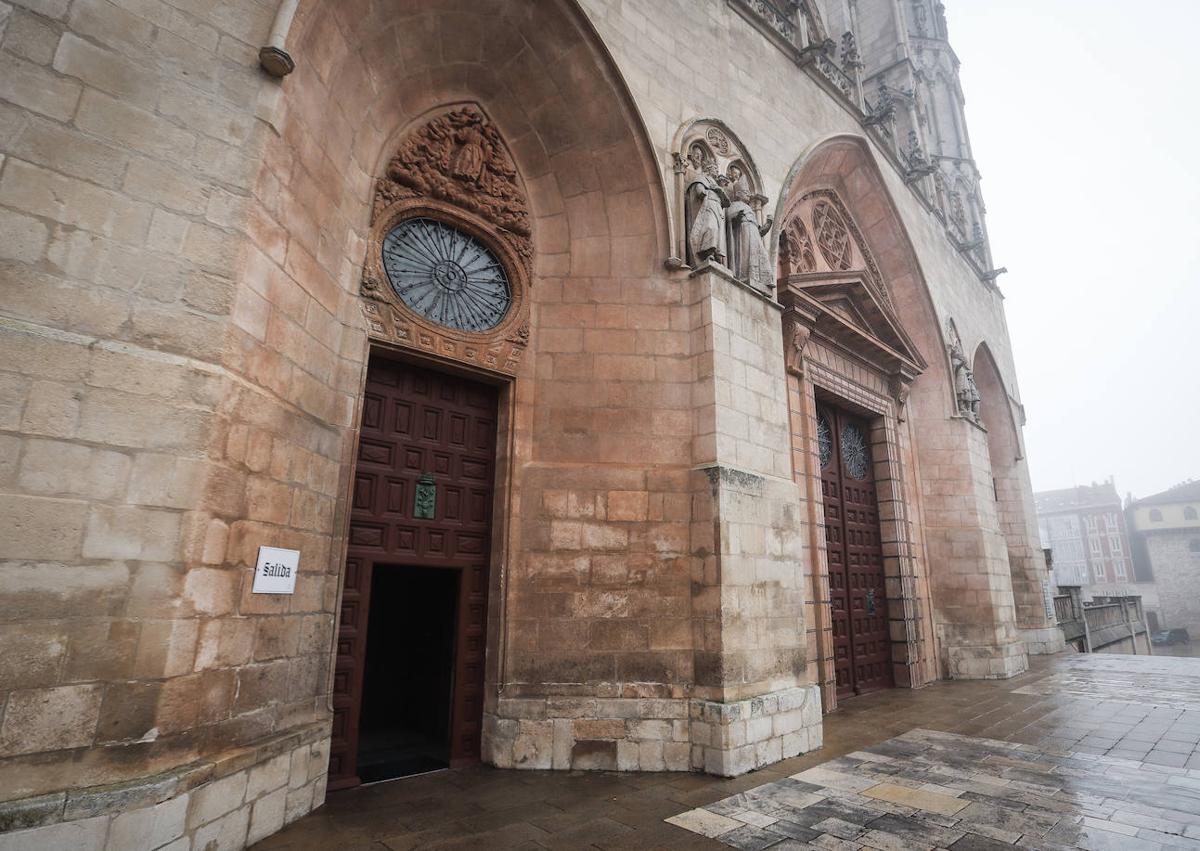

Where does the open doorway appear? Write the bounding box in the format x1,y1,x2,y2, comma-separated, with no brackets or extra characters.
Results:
357,564,459,782
329,358,498,788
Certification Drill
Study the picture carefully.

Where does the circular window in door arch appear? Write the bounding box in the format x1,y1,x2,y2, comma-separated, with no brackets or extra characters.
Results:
381,217,511,333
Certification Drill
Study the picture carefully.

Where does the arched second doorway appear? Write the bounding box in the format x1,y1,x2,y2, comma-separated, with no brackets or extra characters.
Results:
775,140,934,710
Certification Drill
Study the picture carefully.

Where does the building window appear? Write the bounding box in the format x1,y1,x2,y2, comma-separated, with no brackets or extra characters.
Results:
1114,559,1128,580
1150,509,1164,522
1092,560,1107,582
1185,506,1198,520
1108,535,1122,556
1190,540,1200,554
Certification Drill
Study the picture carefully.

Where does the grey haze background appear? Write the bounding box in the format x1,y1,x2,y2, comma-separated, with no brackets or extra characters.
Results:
949,1,1200,501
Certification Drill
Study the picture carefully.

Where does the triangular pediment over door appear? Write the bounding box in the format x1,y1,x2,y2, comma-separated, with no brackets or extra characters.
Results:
777,189,926,381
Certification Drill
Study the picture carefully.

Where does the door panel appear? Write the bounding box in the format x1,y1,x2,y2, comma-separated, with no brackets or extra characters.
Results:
329,358,498,788
818,404,892,699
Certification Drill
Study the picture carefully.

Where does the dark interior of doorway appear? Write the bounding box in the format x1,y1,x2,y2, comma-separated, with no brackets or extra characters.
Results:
358,564,458,783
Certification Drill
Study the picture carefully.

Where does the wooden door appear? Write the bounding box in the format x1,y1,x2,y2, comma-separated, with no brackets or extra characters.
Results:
817,404,892,699
329,358,498,788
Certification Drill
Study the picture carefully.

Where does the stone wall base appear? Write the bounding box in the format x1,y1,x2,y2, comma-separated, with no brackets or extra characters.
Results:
691,685,823,777
1019,626,1067,656
945,641,1029,680
483,696,693,772
0,724,329,851
483,686,824,777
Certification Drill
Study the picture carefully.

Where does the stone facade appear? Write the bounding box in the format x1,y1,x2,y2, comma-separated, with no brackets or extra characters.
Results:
0,724,326,851
1036,481,1159,629
1141,534,1200,633
1128,482,1200,633
0,0,1056,846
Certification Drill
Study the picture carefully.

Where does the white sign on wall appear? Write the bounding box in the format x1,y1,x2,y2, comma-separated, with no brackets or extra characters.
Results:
252,546,300,595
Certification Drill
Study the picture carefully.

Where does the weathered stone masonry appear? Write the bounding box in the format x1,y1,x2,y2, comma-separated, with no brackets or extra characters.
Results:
0,0,1057,847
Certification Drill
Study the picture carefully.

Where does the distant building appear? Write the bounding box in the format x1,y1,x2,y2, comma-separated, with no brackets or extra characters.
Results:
1035,482,1159,624
1127,481,1200,633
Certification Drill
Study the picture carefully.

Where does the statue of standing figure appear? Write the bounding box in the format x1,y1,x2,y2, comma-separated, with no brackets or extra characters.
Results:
725,164,774,291
949,337,981,422
683,142,728,266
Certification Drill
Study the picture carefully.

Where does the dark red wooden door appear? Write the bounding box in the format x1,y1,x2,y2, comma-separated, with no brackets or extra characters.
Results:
329,358,498,788
818,404,892,699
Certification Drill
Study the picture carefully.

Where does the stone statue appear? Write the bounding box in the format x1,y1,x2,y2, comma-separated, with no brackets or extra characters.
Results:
683,142,728,266
948,337,981,422
451,123,488,182
725,165,774,290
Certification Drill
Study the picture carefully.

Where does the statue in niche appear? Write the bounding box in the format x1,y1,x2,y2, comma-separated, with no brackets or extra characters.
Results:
725,164,774,290
948,335,981,423
683,141,728,266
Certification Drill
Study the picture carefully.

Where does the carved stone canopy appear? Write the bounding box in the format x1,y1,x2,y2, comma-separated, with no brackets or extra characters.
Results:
361,105,531,376
669,119,772,282
778,189,892,310
780,271,925,386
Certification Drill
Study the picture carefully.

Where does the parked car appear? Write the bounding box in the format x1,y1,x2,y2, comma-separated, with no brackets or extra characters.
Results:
1151,628,1191,645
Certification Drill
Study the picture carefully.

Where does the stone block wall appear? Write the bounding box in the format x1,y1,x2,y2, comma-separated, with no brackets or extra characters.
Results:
691,685,822,777
973,345,1061,653
485,263,821,777
1146,532,1200,633
0,0,339,825
0,723,327,851
486,696,693,772
686,266,804,698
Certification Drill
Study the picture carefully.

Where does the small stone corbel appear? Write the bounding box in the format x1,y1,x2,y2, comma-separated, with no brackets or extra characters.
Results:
785,321,812,372
889,375,911,422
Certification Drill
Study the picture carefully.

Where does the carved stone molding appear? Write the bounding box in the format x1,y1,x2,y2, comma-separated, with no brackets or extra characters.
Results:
361,105,531,376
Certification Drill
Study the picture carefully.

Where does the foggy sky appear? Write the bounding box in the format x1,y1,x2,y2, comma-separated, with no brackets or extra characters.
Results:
949,1,1200,500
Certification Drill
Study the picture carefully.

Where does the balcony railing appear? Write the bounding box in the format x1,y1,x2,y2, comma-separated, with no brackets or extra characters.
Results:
1054,586,1149,653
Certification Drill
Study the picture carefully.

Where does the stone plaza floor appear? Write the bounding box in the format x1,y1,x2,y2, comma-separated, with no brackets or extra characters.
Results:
254,653,1200,850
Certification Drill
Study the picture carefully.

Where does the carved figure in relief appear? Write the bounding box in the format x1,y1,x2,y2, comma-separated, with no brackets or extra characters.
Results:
725,165,774,290
683,142,728,266
450,124,489,182
378,107,530,269
948,336,981,422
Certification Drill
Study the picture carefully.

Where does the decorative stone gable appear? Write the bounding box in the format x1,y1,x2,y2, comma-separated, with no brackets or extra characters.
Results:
361,106,532,375
779,189,892,310
778,189,925,412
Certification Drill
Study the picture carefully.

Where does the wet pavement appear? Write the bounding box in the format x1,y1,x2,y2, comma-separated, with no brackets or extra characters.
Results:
1155,642,1200,660
254,653,1200,850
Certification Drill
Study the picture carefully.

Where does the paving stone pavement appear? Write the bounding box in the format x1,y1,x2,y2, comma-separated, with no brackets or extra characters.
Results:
667,728,1200,850
254,653,1200,850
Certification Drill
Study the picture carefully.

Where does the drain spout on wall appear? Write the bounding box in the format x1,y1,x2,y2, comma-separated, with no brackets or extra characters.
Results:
260,0,300,77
